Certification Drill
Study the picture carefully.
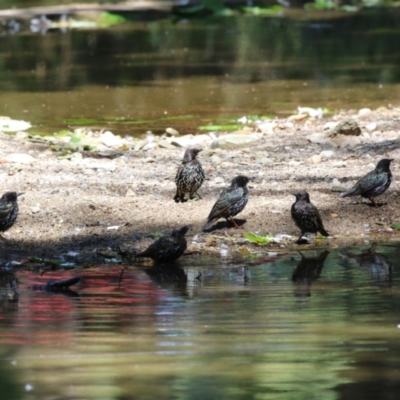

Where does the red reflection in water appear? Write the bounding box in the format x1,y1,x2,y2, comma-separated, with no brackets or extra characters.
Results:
0,266,168,346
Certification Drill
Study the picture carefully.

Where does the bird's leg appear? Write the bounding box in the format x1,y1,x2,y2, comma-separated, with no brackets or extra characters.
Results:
369,198,378,207
230,218,240,229
194,191,202,200
296,232,305,244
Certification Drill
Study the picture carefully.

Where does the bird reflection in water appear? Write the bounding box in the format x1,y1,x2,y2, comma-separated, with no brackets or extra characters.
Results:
292,250,330,297
339,244,392,286
144,265,203,297
0,272,19,305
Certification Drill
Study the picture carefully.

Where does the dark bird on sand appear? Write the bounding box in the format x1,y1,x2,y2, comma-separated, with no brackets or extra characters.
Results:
174,148,205,203
0,192,20,234
135,225,192,263
339,158,393,207
291,190,329,243
203,175,249,232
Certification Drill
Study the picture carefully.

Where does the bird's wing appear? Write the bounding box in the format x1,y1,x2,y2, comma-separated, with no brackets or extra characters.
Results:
306,203,324,226
344,171,388,196
207,187,243,221
0,203,13,220
136,237,174,257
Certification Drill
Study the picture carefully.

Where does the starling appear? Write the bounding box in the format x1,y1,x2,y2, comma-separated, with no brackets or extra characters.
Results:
291,190,329,243
203,175,249,232
0,192,20,234
135,224,192,263
174,148,205,203
340,158,393,207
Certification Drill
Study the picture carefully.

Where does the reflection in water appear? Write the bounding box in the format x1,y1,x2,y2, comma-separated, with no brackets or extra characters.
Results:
0,244,400,399
0,12,400,135
291,250,329,297
339,245,392,286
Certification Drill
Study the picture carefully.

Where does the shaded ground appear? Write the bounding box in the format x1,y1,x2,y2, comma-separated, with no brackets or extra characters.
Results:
1,106,400,266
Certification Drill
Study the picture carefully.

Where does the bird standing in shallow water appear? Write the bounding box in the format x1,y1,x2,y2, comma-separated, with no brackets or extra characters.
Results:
203,175,249,232
0,192,20,235
340,158,393,207
135,225,192,263
291,190,329,243
174,148,205,203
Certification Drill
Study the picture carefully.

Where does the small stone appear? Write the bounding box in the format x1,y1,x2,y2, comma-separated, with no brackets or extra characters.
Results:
358,108,371,117
333,161,346,168
143,157,156,163
220,161,235,168
331,213,338,218
31,207,40,214
329,119,361,137
308,155,321,164
5,153,36,164
166,127,179,136
365,122,377,132
134,140,146,151
101,131,123,148
320,150,334,159
306,133,329,145
210,155,222,164
158,140,175,149
214,177,225,184
211,134,261,149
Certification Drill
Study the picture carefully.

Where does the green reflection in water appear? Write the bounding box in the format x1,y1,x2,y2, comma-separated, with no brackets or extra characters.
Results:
0,11,399,135
1,243,399,399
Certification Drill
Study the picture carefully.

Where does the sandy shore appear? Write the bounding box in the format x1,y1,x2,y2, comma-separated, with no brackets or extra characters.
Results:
1,107,400,266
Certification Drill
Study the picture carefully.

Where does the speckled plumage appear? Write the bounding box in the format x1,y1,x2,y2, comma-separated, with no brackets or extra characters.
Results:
135,225,192,263
291,190,329,243
340,158,393,207
203,175,249,232
174,148,205,203
0,192,19,233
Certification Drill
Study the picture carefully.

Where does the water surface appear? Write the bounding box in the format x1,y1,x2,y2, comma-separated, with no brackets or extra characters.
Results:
1,11,400,136
1,242,400,399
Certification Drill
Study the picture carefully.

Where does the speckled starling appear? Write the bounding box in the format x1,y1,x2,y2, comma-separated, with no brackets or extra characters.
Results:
0,192,20,234
291,190,329,243
174,148,205,203
135,225,192,263
340,158,393,207
203,175,249,232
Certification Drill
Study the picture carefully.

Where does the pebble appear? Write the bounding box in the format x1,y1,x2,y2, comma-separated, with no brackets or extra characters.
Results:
333,161,346,168
5,153,36,164
211,133,262,149
101,131,123,148
158,140,175,149
214,177,225,184
329,119,361,137
143,157,156,163
320,150,334,159
220,161,235,169
31,207,40,214
166,127,179,136
358,108,372,117
365,122,377,132
308,155,321,164
134,140,146,151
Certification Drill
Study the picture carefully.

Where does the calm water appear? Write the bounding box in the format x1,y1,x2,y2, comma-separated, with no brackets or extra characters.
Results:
1,11,400,135
1,242,400,399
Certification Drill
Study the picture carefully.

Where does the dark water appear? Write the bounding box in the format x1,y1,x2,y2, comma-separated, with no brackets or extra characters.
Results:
1,242,400,399
1,10,400,136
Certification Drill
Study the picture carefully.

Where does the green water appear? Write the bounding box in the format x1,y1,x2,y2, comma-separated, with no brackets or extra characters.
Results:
1,11,400,136
1,243,400,399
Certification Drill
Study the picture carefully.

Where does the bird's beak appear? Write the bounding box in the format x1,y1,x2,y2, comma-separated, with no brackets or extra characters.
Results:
17,192,25,197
